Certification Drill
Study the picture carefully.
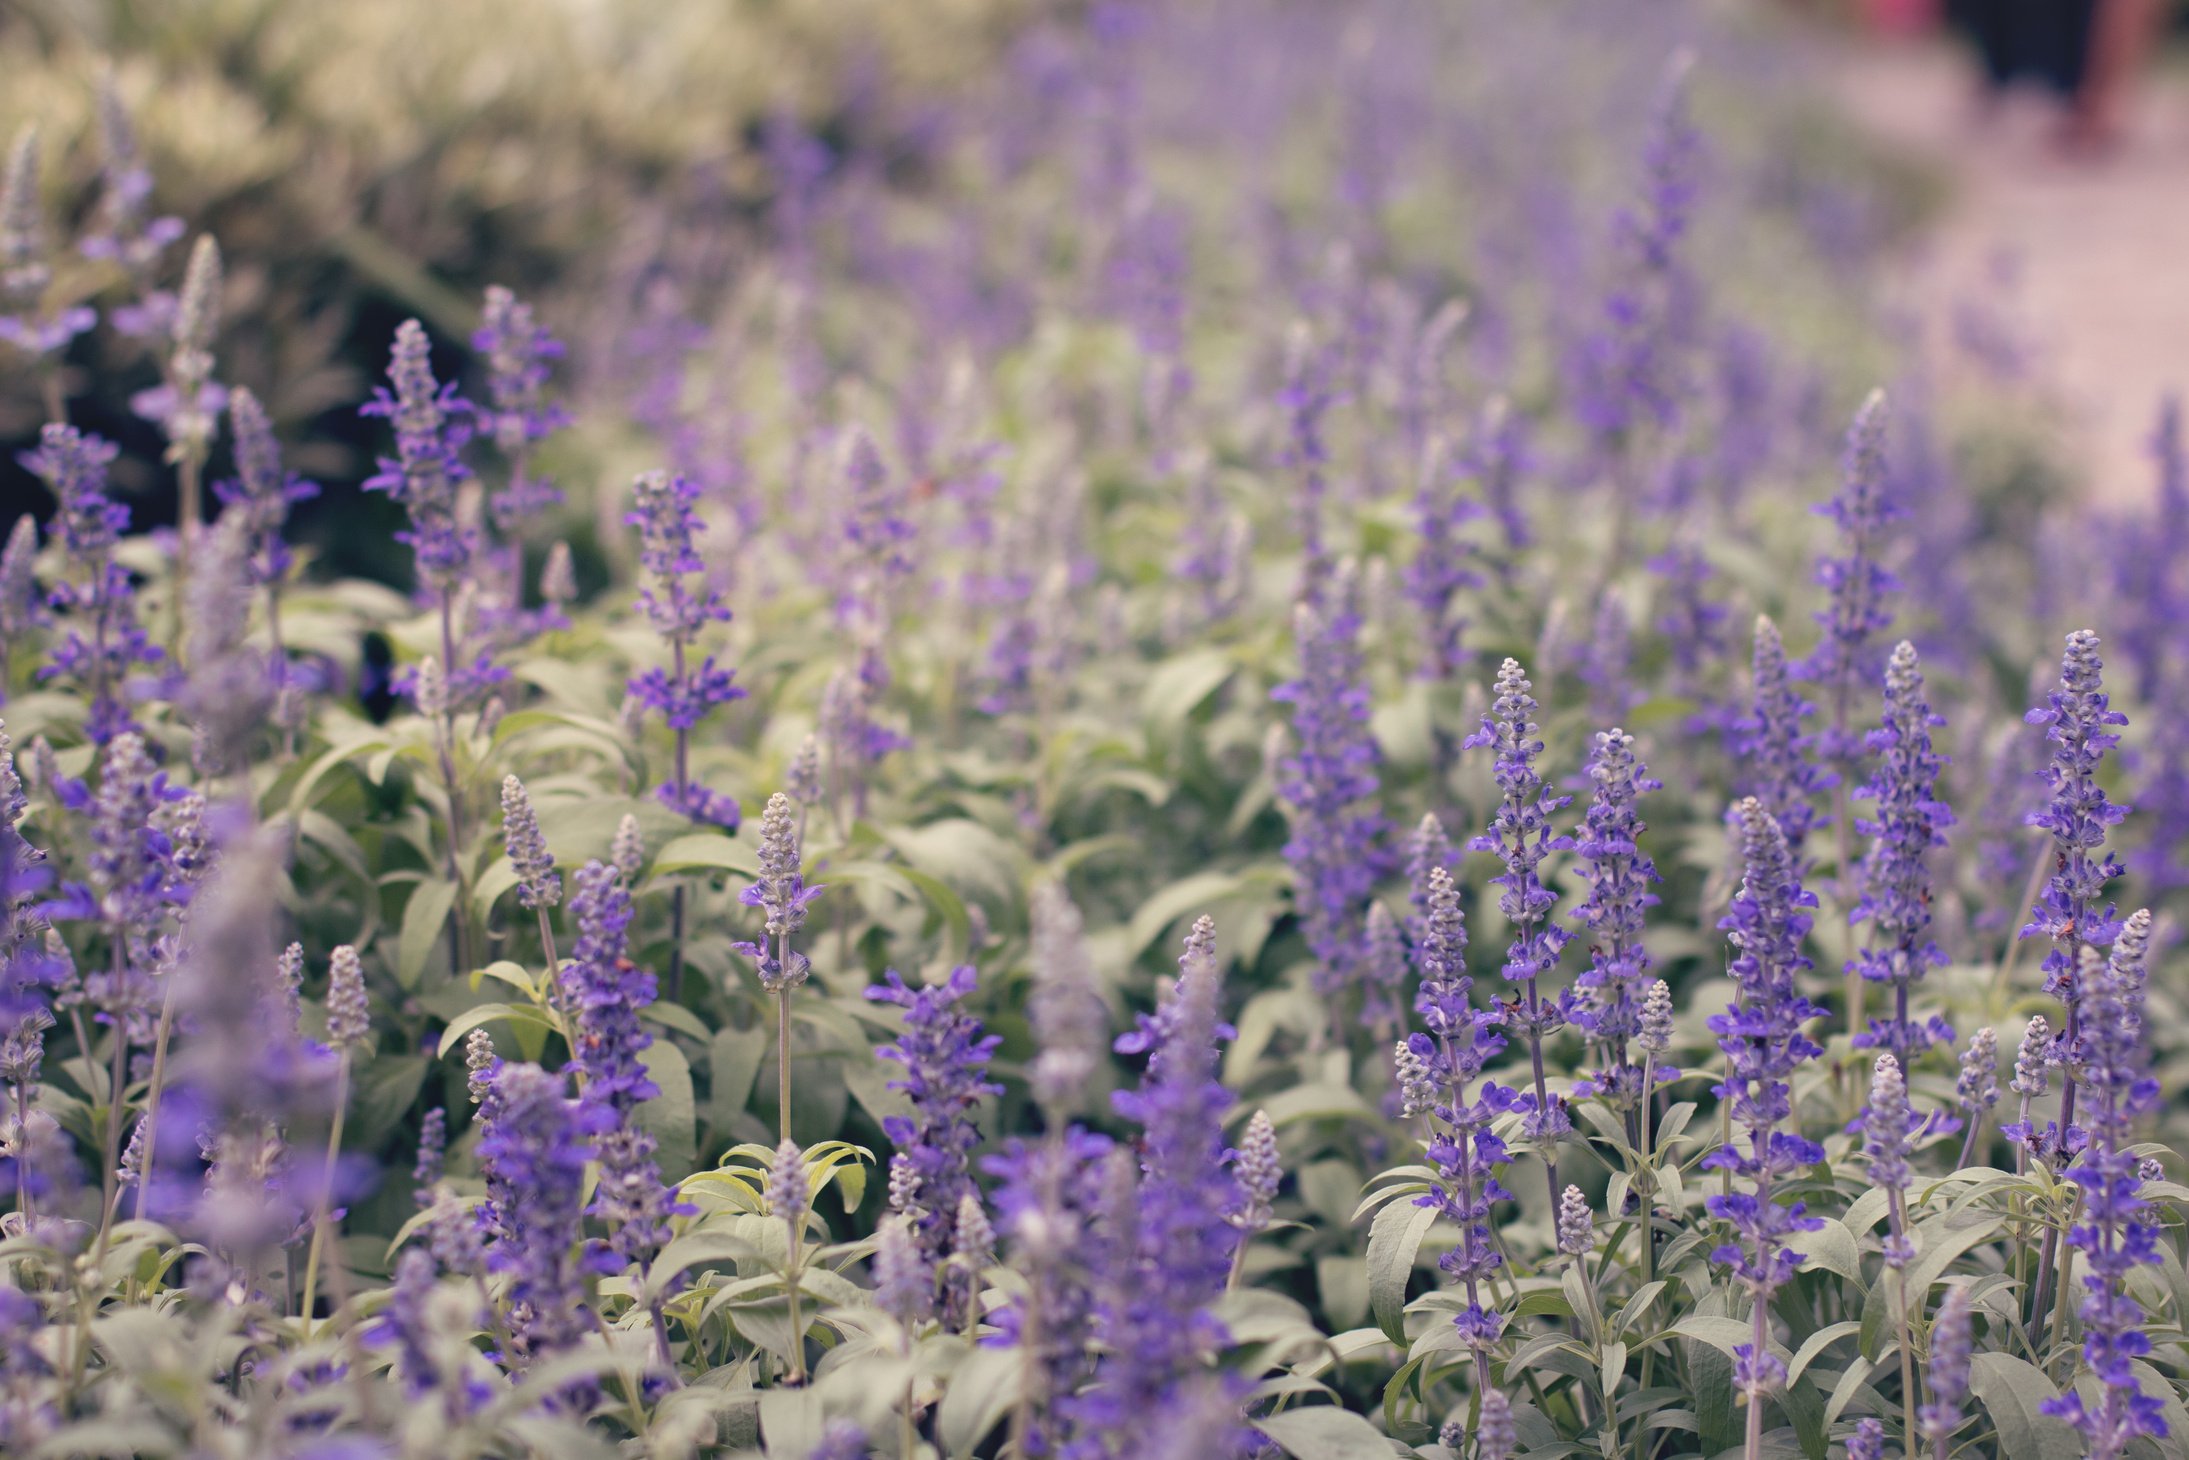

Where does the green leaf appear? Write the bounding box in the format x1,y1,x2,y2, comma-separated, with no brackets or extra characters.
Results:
636,1041,696,1173
1681,1295,1740,1453
436,1001,559,1057
1968,1352,2079,1460
883,819,1022,908
937,1342,1022,1456
651,832,759,879
1141,648,1235,731
1600,1338,1627,1400
1127,869,1242,958
1367,1199,1438,1344
1251,1406,1397,1459
396,877,461,990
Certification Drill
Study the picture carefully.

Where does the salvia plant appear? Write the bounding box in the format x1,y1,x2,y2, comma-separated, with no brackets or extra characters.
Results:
0,4,2185,1459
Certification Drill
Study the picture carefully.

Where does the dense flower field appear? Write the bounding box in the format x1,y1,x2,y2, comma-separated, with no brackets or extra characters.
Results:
2,2,2187,1458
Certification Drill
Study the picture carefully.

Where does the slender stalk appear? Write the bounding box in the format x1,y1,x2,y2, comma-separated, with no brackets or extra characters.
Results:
1888,1192,1918,1460
97,958,130,1223
776,985,794,1143
901,1376,918,1458
1524,972,1560,1207
669,636,692,1001
298,1052,353,1335
783,1214,806,1386
130,977,182,1222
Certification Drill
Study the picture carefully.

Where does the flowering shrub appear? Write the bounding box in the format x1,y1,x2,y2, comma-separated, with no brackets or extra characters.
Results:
0,3,2185,1459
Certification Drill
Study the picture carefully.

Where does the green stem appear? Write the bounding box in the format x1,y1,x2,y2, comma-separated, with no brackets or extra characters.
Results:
298,1053,352,1336
130,977,182,1223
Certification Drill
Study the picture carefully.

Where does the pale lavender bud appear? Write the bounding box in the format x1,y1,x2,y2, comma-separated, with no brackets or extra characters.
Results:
1476,1389,1516,1460
873,1213,932,1328
2010,1014,2050,1098
786,733,823,808
1232,1109,1281,1233
465,1027,496,1102
1636,978,1674,1057
1556,1185,1594,1256
1920,1285,1973,1445
500,774,560,910
768,1138,808,1222
953,1192,994,1268
610,813,644,885
326,945,370,1049
1394,1041,1435,1118
0,515,39,640
1847,1417,1886,1460
1027,883,1106,1114
1956,1027,1998,1116
414,655,448,718
539,541,575,609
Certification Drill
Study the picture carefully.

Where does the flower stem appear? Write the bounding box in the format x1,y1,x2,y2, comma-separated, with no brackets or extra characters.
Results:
299,1052,353,1336
130,976,182,1223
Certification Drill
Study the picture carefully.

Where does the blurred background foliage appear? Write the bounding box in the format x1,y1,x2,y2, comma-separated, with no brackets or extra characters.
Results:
0,0,1027,579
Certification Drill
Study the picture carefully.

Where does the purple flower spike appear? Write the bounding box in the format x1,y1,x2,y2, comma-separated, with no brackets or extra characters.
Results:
869,964,1003,1324
1570,727,1661,1105
624,469,744,830
2040,930,2167,1456
1464,658,1573,1148
1806,390,1901,766
1704,799,1826,1408
474,1061,609,1376
2020,630,2129,1150
362,319,475,589
1733,615,1834,861
26,426,163,744
1850,641,1955,1069
1273,585,1388,1015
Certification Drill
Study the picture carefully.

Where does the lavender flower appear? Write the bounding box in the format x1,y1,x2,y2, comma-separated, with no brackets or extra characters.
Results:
1406,435,1483,680
873,1212,933,1330
2041,933,2168,1456
0,128,95,359
325,945,370,1050
1922,1285,1973,1453
1272,588,1388,1016
1847,1416,1886,1460
412,1108,447,1203
735,792,821,992
763,1142,808,1228
0,516,42,690
807,1420,869,1460
561,860,656,1108
472,286,569,527
625,470,743,830
363,320,476,590
1850,641,1955,1068
1407,862,1514,1360
1277,323,1340,573
476,1061,607,1372
869,965,1003,1318
27,426,163,743
1464,658,1573,1150
1230,1109,1280,1237
1956,1027,1998,1130
610,813,644,885
1732,615,1833,860
1863,1054,1918,1266
1570,727,1661,1102
1705,800,1826,1416
137,234,224,460
1807,391,1900,766
2021,630,2129,1146
1556,1185,1593,1257
499,775,560,911
1572,69,1697,469
215,386,318,590
1074,916,1241,1449
80,77,184,288
1027,883,1108,1116
1474,1388,1517,1460
1637,979,1674,1058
